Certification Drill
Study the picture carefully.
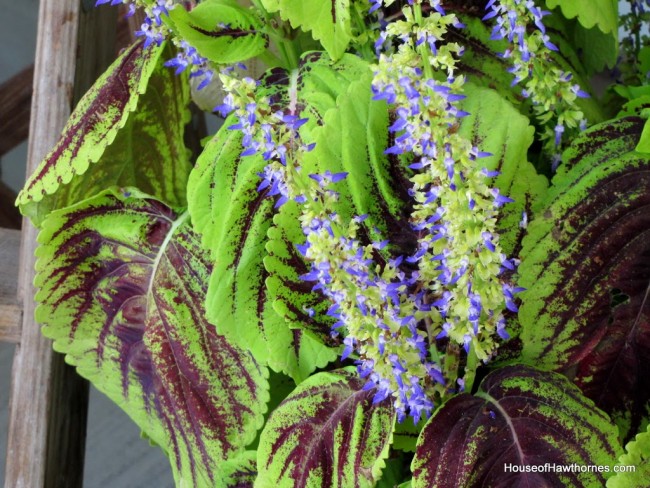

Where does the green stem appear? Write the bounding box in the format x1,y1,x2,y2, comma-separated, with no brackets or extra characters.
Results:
413,4,434,80
463,347,479,393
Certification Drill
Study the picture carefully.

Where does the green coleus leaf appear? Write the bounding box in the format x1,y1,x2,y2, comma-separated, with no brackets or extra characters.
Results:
17,41,164,220
636,118,650,154
411,365,622,488
191,128,337,381
35,189,268,486
188,53,369,380
375,452,411,487
266,70,416,345
545,0,618,35
219,450,258,487
564,16,618,73
257,368,396,487
167,0,268,65
518,116,650,441
458,84,547,256
261,0,352,60
20,42,193,227
607,424,650,487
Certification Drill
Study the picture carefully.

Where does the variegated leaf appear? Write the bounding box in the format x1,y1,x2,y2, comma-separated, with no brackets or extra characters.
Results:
18,42,165,218
188,54,370,380
412,365,622,488
21,42,193,226
35,189,268,486
257,368,396,488
519,116,650,440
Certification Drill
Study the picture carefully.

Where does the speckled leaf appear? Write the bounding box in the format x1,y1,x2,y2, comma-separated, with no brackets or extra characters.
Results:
458,84,547,256
188,54,369,379
20,42,193,227
35,189,268,486
412,365,622,488
257,368,396,488
261,0,352,60
607,424,650,487
220,451,258,488
545,0,618,35
167,0,267,65
518,116,650,440
17,41,163,215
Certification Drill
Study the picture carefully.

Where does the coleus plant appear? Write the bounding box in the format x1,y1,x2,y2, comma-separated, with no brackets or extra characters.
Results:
15,0,650,486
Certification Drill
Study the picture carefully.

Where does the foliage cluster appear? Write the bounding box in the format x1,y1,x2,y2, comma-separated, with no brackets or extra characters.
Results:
16,0,650,486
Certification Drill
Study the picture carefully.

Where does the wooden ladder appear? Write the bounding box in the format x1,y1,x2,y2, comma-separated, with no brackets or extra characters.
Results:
0,2,121,486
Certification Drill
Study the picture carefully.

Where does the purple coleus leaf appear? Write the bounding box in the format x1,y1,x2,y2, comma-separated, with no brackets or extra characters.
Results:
256,368,396,487
34,188,268,486
411,365,622,488
519,116,650,441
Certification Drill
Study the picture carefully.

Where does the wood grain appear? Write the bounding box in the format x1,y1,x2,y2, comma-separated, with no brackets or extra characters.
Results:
0,228,21,343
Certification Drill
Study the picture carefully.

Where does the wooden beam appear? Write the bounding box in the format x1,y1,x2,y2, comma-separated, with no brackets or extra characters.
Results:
4,2,117,487
0,65,33,158
0,228,21,343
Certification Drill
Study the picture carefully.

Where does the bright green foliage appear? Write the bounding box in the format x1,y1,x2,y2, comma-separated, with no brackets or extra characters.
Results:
545,0,618,35
265,201,339,347
391,418,426,453
35,189,268,486
188,55,369,380
607,424,650,487
568,17,618,72
457,84,547,255
256,368,396,488
636,118,650,153
265,70,413,341
540,2,618,82
187,127,336,382
302,72,406,229
260,0,352,60
21,43,192,227
219,451,259,487
168,0,267,64
17,42,164,219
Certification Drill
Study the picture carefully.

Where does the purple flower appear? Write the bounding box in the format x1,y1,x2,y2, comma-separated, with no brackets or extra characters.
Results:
482,231,496,252
369,0,382,13
309,170,348,187
491,188,515,207
342,336,356,360
136,18,165,47
554,123,564,146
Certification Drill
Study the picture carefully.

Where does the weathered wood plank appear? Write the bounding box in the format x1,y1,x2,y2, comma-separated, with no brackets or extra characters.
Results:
4,2,117,487
0,65,33,158
0,228,21,343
